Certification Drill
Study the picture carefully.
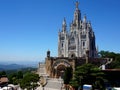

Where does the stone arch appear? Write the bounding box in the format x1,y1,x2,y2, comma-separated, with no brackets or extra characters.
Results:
69,53,76,58
52,59,71,78
52,59,71,68
56,64,66,78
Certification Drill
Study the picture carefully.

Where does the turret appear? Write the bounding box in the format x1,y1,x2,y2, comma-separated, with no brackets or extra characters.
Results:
47,50,50,58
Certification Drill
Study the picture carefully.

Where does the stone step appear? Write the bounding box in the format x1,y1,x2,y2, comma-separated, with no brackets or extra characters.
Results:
44,78,63,90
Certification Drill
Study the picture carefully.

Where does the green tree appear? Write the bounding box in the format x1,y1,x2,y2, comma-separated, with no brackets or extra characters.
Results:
0,71,6,76
20,72,40,90
99,50,120,69
8,72,18,84
99,50,116,59
6,67,37,85
63,67,73,90
8,71,23,84
63,67,73,84
17,71,23,79
70,64,105,90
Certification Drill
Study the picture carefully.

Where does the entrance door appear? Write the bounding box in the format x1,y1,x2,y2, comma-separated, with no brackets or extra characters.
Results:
57,65,66,78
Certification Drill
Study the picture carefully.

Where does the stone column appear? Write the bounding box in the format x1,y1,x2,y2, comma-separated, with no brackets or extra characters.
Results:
54,66,57,78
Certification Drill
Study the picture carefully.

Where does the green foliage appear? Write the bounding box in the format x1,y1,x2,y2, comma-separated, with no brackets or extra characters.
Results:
20,72,40,90
7,67,37,85
1,67,39,89
99,50,116,59
8,71,23,85
70,64,105,90
0,71,6,76
99,50,120,69
69,79,79,89
17,71,23,79
63,67,73,84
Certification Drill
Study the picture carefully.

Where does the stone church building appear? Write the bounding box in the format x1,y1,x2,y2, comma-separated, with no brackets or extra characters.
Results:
42,2,110,78
58,2,97,58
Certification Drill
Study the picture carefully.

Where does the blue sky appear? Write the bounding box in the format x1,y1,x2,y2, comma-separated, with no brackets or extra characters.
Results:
0,0,120,64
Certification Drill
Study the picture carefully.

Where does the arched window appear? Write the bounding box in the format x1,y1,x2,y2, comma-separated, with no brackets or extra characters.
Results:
61,55,64,57
83,41,85,46
62,43,63,47
70,53,76,58
71,54,74,58
70,36,75,44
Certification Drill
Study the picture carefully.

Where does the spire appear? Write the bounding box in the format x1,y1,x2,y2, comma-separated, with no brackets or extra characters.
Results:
83,14,87,23
74,1,81,24
83,14,87,29
62,17,67,32
76,1,79,10
88,21,91,28
62,17,66,26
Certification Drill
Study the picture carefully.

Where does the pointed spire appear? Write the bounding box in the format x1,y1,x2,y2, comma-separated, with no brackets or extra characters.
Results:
62,17,67,32
88,21,91,27
83,14,87,23
74,1,81,23
62,17,66,26
76,1,79,10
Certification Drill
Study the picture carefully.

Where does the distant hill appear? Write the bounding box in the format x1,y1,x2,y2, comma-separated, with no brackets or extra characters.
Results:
0,64,27,71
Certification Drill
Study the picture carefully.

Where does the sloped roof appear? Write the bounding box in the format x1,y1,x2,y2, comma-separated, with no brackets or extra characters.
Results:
0,77,9,84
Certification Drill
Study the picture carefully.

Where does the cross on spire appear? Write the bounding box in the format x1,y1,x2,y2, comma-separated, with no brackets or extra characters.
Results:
76,1,79,9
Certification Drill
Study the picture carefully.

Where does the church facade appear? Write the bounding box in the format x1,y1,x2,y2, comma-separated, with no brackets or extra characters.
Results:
58,2,97,58
43,2,108,78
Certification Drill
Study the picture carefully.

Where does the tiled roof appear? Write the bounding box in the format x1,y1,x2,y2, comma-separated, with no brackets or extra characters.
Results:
0,77,9,84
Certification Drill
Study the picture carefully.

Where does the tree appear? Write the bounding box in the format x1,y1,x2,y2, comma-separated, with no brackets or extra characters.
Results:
99,50,116,59
63,67,73,90
8,72,18,84
0,71,6,76
8,71,23,85
17,71,23,79
70,64,105,90
99,50,120,69
20,72,40,90
63,67,73,84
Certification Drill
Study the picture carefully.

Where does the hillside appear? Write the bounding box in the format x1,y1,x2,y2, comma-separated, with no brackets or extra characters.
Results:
0,64,26,71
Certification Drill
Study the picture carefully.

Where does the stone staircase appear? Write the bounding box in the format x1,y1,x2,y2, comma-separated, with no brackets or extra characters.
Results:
37,63,64,90
44,78,64,90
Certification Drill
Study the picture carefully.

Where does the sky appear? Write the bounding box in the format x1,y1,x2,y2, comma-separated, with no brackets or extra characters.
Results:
0,0,120,65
